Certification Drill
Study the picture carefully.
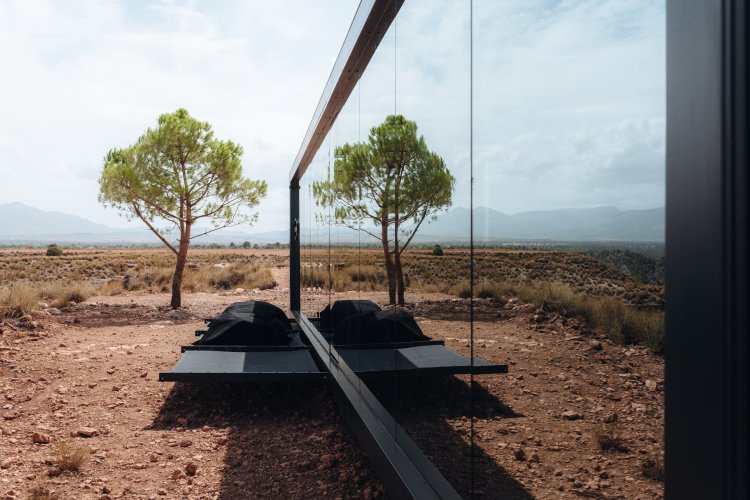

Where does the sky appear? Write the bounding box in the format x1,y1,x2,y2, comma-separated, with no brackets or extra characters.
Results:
0,0,665,234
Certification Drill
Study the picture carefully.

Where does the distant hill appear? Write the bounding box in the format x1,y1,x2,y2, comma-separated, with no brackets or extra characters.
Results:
0,202,280,245
0,202,114,235
0,202,664,245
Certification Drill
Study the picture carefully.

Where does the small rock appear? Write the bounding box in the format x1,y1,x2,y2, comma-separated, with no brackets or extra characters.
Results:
77,427,98,437
604,412,619,424
185,462,198,476
32,432,51,444
171,470,186,481
111,386,120,392
590,340,603,351
561,410,582,421
140,372,147,378
513,448,526,461
179,440,192,448
0,459,12,469
216,437,228,445
645,380,658,391
157,489,167,496
88,382,98,389
47,308,62,316
150,454,159,462
48,467,62,477
319,454,336,470
530,452,540,463
106,369,115,375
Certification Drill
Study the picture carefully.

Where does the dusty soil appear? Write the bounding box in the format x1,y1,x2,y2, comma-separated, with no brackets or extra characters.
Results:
1,278,664,499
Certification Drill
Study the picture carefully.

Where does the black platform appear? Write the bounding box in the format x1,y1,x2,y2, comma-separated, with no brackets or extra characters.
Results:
158,348,324,382
335,343,507,378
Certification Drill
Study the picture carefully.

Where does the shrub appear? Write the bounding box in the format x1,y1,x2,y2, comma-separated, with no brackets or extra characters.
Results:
52,442,91,473
431,244,444,256
641,457,665,481
593,423,628,452
46,244,64,257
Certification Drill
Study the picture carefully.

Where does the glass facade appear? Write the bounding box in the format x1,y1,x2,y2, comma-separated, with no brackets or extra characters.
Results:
296,1,665,496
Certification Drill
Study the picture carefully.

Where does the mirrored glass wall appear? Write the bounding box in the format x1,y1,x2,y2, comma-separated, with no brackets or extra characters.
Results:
297,1,665,496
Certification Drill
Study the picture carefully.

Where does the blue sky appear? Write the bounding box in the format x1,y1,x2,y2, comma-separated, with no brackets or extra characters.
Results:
0,0,664,233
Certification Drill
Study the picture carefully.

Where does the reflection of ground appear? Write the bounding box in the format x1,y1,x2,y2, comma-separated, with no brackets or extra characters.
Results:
303,289,665,498
368,377,531,499
1,287,664,499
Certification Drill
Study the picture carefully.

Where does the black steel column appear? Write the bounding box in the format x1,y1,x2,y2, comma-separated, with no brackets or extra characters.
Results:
289,182,301,312
666,0,748,498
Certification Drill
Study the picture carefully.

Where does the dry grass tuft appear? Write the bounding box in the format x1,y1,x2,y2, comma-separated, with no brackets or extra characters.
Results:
52,442,91,473
0,283,38,318
37,283,96,308
27,483,60,500
593,423,629,452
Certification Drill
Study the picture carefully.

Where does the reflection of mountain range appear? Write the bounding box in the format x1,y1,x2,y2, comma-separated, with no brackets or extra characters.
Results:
306,206,665,243
422,206,665,242
0,202,664,245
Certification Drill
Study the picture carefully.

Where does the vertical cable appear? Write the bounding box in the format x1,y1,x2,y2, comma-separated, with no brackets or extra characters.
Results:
327,133,332,356
469,0,476,497
358,81,362,299
392,0,398,442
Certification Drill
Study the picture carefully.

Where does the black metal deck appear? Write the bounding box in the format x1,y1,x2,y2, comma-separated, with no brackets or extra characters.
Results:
336,343,508,378
158,348,325,382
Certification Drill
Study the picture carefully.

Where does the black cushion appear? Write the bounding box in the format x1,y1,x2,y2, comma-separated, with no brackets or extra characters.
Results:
333,310,430,345
319,300,382,331
197,301,291,346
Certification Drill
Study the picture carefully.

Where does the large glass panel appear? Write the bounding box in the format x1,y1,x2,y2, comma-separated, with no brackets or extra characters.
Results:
390,0,474,495
473,1,665,498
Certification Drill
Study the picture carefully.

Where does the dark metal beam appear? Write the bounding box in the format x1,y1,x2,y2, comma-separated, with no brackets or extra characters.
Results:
289,0,404,184
290,182,301,311
295,312,462,500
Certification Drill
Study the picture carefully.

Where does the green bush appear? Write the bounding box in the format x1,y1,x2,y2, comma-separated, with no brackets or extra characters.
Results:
431,244,444,256
46,244,64,256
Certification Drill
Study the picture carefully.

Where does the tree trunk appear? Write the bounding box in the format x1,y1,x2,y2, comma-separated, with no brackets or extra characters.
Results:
395,250,405,306
381,220,396,305
170,235,190,309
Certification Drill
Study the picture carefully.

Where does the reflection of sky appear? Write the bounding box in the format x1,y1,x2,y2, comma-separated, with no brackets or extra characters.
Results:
1,0,664,233
396,0,665,214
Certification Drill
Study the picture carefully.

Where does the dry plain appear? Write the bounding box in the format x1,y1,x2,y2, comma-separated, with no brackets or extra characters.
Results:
0,248,664,499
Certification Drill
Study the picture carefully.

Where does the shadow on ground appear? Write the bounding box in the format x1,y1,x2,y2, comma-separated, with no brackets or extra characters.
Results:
367,376,533,500
149,382,382,499
148,377,532,499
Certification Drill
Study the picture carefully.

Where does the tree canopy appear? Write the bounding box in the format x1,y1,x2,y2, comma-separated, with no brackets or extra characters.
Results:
99,108,267,307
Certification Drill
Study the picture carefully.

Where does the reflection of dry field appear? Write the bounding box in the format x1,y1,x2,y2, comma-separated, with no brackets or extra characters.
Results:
303,247,665,352
302,247,663,305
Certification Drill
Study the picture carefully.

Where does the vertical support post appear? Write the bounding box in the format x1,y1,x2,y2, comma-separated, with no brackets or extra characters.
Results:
666,0,748,498
289,181,301,312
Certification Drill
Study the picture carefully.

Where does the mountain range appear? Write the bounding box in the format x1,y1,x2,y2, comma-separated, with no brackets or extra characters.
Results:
0,202,664,245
